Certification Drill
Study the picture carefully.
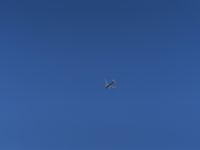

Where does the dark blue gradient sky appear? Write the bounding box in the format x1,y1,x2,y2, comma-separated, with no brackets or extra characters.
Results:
0,0,200,149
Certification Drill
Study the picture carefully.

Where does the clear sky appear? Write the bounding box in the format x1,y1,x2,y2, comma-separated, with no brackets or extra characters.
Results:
0,0,200,149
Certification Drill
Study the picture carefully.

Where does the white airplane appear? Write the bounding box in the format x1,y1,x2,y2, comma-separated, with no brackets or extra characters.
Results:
104,79,117,89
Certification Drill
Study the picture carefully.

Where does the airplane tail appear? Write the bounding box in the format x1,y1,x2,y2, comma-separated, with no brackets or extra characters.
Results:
112,80,116,83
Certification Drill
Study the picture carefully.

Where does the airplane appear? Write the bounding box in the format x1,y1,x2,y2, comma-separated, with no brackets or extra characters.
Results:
104,79,117,89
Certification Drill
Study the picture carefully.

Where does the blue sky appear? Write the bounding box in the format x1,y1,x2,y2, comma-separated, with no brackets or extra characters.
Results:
0,0,200,149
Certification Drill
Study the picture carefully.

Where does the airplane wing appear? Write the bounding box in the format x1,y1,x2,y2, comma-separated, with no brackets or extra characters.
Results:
111,85,117,88
104,79,108,85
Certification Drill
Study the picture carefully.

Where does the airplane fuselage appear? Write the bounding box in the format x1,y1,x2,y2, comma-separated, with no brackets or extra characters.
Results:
105,81,115,88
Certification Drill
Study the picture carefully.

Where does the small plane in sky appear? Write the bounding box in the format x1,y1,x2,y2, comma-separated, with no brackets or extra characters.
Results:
104,79,117,89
